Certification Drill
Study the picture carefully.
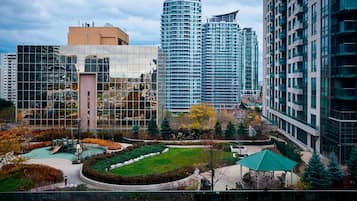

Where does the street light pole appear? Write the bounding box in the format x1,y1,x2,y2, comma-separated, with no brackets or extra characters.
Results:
77,118,81,162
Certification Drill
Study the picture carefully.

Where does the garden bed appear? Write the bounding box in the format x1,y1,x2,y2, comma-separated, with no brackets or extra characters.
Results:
0,164,63,192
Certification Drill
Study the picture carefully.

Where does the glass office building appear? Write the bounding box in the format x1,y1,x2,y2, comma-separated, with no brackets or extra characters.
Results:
263,0,357,163
241,28,259,96
202,11,242,109
17,45,159,132
161,0,202,113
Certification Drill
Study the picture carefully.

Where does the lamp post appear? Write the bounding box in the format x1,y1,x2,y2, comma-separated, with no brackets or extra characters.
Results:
77,118,81,162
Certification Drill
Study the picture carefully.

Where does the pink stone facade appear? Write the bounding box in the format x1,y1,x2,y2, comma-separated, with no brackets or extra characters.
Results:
79,74,97,131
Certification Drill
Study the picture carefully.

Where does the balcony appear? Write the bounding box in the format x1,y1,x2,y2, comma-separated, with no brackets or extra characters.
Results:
335,88,357,100
279,72,286,78
279,4,287,13
292,101,303,111
339,0,357,11
294,22,304,30
294,4,304,14
279,18,286,26
337,43,357,56
293,37,304,46
278,31,286,39
279,58,286,65
330,109,357,120
279,85,286,92
269,26,274,32
331,66,357,78
279,45,286,52
269,15,274,21
338,20,357,33
293,99,304,105
279,98,286,105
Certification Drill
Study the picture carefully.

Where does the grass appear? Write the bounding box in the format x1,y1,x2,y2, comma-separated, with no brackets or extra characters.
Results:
0,173,32,192
0,164,63,192
110,148,234,177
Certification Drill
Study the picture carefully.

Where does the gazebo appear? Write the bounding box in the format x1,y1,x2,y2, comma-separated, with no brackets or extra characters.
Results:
237,149,297,189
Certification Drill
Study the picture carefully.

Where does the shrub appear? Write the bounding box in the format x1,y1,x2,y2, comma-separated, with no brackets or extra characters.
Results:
82,138,121,150
22,141,51,152
273,139,301,162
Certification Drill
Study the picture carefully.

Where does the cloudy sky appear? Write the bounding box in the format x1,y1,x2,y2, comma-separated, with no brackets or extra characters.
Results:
0,0,263,80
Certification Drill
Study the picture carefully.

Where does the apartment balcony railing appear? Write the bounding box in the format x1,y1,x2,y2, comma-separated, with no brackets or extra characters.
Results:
335,88,357,100
279,72,286,78
279,45,286,52
279,4,287,13
293,99,304,105
339,20,357,33
279,85,286,92
294,4,304,14
279,98,286,104
279,18,286,26
279,31,286,39
337,43,357,55
279,58,286,65
331,66,357,78
339,0,357,11
330,109,357,120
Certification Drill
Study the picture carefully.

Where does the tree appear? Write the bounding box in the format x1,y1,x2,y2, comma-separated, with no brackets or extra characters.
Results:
327,152,344,187
348,146,357,183
302,152,329,189
187,103,216,130
225,122,236,140
160,118,172,139
147,118,158,136
132,121,140,137
214,122,223,137
237,122,248,136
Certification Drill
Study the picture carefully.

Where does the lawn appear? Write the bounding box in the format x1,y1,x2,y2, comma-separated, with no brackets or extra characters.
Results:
110,148,234,177
0,164,63,192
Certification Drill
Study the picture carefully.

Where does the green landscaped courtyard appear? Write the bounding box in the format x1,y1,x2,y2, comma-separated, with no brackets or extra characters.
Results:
109,148,235,177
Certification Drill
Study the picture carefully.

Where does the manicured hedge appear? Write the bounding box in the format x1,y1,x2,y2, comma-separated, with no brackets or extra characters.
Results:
90,143,166,172
82,143,197,185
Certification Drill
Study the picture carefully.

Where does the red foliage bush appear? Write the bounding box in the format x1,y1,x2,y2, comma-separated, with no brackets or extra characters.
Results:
22,141,51,152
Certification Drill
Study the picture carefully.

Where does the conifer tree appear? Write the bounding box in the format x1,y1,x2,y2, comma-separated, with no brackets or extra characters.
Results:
348,146,357,183
132,121,140,137
214,122,223,137
225,122,236,140
237,122,248,136
147,118,159,136
327,152,344,187
302,152,329,189
160,118,172,139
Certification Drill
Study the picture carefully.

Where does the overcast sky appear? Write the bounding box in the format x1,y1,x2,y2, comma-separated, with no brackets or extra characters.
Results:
0,0,263,80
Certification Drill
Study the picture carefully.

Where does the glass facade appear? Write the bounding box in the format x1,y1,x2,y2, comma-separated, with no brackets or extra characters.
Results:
241,28,259,95
161,0,202,113
17,45,159,131
321,0,357,163
202,11,242,109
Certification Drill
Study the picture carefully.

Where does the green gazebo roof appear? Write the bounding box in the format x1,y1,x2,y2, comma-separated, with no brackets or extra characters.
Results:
237,149,297,171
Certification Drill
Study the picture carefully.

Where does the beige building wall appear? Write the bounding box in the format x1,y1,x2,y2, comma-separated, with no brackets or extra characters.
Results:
68,26,129,46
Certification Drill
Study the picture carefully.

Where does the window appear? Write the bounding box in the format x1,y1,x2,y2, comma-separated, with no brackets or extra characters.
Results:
311,3,317,35
311,114,316,128
311,40,317,72
311,78,316,108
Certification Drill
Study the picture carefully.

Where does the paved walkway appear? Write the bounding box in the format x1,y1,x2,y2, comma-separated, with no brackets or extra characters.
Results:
26,142,131,191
